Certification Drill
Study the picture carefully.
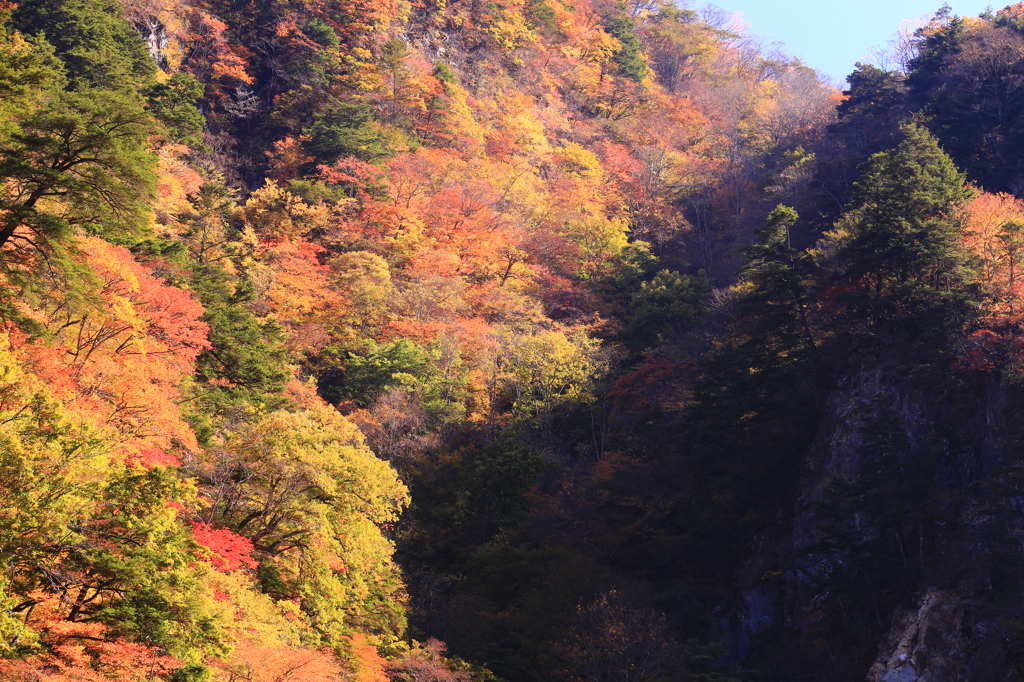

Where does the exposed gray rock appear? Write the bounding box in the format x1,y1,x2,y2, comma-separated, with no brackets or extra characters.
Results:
138,17,169,71
867,590,967,682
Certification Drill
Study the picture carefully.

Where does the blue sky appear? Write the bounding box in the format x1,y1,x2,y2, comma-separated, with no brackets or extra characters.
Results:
712,0,996,85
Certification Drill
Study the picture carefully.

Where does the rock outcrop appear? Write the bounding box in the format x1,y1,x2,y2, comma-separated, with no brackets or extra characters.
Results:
867,590,966,682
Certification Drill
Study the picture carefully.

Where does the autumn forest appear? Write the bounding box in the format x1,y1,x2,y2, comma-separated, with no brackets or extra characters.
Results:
3,0,1024,678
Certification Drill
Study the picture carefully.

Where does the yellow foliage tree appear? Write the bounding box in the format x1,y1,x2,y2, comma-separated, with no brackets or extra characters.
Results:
498,329,606,423
241,181,336,241
206,404,410,646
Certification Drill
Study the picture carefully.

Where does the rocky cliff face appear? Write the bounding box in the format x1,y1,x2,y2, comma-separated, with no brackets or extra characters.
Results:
730,345,1024,680
866,589,966,682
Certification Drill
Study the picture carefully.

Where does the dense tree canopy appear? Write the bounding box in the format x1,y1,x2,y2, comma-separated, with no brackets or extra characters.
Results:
6,0,1024,681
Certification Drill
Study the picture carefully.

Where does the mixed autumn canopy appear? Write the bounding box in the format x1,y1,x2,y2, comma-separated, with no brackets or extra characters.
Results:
2,0,1024,680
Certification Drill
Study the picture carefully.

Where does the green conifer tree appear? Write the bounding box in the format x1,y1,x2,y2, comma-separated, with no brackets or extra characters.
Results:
823,123,976,334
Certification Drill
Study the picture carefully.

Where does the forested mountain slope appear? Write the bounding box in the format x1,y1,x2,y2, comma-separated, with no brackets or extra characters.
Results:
2,0,1024,680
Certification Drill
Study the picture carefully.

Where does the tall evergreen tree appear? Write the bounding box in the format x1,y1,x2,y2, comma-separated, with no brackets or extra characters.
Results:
604,2,648,83
739,204,820,365
822,123,976,334
0,89,156,255
11,0,154,90
0,3,158,262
